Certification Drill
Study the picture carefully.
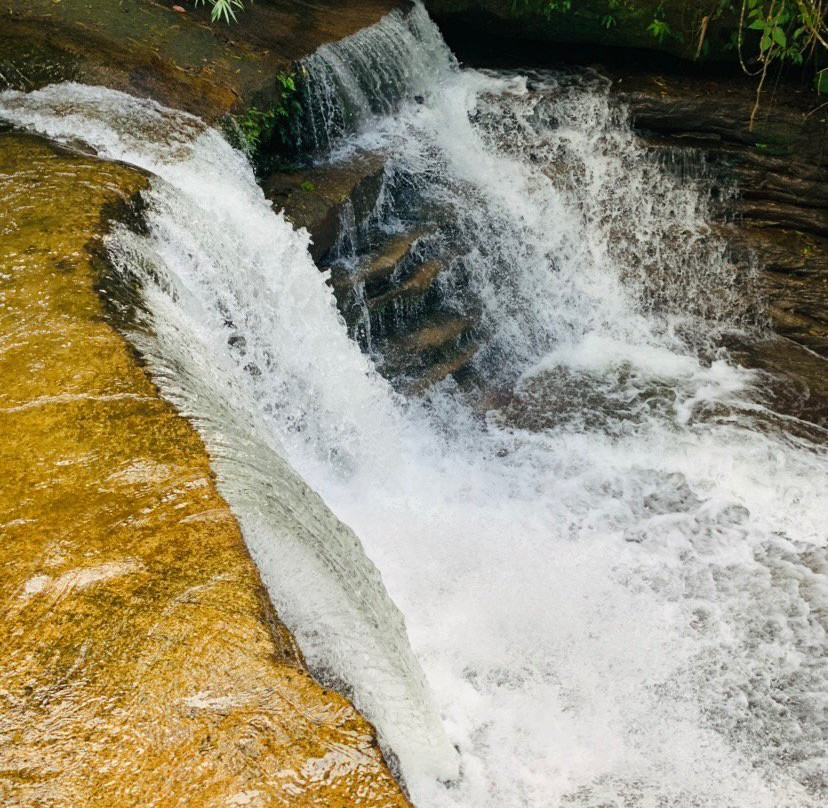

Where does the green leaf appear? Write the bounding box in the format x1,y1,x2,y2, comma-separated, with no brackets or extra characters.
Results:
197,0,244,25
771,26,786,47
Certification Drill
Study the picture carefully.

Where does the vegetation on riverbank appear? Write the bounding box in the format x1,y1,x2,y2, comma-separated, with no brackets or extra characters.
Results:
194,0,245,22
513,1,825,79
428,1,826,124
431,3,824,69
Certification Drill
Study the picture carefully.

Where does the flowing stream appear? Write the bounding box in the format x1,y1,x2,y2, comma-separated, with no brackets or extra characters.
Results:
2,3,826,806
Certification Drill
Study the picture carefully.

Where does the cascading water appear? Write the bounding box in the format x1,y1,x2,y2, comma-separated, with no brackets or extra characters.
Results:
3,2,825,806
0,82,458,785
300,2,455,152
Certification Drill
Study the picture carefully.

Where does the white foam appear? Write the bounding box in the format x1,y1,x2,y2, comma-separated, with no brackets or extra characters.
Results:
2,4,825,803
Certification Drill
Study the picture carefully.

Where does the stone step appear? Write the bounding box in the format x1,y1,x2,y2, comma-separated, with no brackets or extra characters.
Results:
395,312,472,353
409,342,480,391
384,312,475,373
329,227,429,298
366,258,444,311
355,229,429,292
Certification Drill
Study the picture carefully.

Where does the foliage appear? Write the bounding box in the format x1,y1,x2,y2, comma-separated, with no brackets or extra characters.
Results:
646,10,673,44
738,0,827,67
601,0,636,30
230,107,280,154
499,1,826,122
733,0,828,125
193,0,245,24
509,1,682,44
225,72,304,172
502,1,825,63
511,0,571,18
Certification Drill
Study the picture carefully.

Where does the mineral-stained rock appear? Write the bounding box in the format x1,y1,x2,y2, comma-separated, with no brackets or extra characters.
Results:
0,132,410,808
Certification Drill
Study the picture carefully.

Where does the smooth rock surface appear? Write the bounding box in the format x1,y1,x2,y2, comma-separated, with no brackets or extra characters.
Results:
0,132,410,808
0,0,403,120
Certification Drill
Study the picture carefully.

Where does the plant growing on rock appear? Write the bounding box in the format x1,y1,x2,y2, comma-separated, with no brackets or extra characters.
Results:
193,0,245,23
734,0,828,126
488,1,827,120
225,71,305,174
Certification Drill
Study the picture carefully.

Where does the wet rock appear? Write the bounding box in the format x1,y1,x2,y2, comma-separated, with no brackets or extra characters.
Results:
354,229,431,295
715,223,828,352
611,70,828,356
616,75,827,220
725,335,828,428
263,152,386,261
0,0,404,122
368,257,445,311
267,150,479,388
384,312,477,386
0,133,410,808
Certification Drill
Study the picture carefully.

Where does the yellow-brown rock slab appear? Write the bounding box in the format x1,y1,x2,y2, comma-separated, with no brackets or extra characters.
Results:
0,133,410,808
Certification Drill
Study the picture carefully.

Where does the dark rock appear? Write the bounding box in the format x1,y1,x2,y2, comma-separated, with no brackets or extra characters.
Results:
367,258,444,311
611,70,827,355
614,73,827,231
353,230,431,295
726,336,828,428
385,312,476,377
263,152,386,261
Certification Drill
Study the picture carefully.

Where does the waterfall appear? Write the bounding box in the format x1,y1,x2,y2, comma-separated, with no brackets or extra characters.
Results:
300,1,455,152
2,2,826,806
0,82,459,785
